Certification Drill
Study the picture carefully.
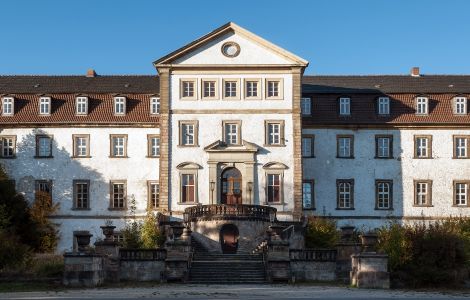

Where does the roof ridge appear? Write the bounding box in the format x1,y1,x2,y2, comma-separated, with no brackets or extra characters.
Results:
0,74,158,77
304,74,470,77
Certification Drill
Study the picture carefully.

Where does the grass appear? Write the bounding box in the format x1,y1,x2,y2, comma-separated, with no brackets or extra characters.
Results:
0,281,64,293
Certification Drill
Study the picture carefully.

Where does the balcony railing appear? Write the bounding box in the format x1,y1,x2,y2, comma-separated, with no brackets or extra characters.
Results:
120,249,167,261
185,204,277,222
289,249,337,262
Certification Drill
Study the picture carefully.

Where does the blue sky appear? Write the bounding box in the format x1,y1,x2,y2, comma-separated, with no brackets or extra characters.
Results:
1,0,469,75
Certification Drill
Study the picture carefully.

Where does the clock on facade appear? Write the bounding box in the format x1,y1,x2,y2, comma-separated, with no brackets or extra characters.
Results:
221,42,240,57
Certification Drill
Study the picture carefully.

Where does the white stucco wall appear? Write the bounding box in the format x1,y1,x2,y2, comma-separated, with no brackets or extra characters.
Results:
0,126,159,252
303,128,470,229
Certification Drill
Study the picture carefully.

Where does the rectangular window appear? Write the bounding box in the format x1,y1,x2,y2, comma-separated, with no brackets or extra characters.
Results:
202,80,217,99
414,180,432,206
265,121,284,146
223,80,238,99
414,135,432,158
150,97,160,114
416,97,428,115
454,181,469,206
76,97,88,115
181,79,197,99
245,79,260,99
376,180,392,209
377,97,390,115
179,121,198,146
114,97,126,115
35,180,52,205
454,97,467,115
148,181,160,209
110,181,126,209
36,135,52,158
73,134,90,157
148,135,160,157
110,135,127,157
302,180,314,210
301,97,311,115
337,135,353,158
267,174,281,203
181,174,196,203
454,136,470,159
337,179,354,209
339,97,351,115
265,79,283,99
73,180,90,209
302,135,314,157
0,136,16,158
375,135,393,158
2,97,14,115
223,121,241,145
39,97,51,115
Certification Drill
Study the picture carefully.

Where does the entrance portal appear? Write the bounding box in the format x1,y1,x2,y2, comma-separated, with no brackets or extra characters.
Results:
220,224,239,254
221,167,242,205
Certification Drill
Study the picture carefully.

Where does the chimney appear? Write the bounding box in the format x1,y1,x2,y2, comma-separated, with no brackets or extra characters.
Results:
410,67,420,77
86,69,97,78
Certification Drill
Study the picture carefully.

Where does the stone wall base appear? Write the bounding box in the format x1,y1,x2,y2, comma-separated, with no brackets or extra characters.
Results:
350,253,390,289
62,254,104,287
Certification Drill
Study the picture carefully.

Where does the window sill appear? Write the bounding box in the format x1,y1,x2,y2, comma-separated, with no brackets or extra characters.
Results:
72,208,91,211
452,205,469,208
0,156,16,159
266,97,284,101
374,208,394,211
335,207,355,210
453,157,470,159
263,144,286,148
108,208,127,211
336,156,355,159
176,202,198,205
72,156,92,159
222,97,241,101
413,157,433,159
180,97,197,101
374,156,394,159
177,145,199,148
302,156,315,159
146,156,160,158
244,97,262,101
412,204,433,207
108,156,129,158
201,97,219,101
34,156,54,159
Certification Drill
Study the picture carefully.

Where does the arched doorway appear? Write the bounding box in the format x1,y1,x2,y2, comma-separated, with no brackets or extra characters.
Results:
221,167,242,205
220,224,239,254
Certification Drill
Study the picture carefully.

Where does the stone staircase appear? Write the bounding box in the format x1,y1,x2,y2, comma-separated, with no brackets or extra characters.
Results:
189,239,267,284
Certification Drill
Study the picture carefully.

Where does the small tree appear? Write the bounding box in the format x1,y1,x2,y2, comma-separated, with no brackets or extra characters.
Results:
305,216,340,248
141,212,165,248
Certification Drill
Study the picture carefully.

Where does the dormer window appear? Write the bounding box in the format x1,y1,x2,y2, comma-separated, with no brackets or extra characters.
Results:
76,96,88,115
454,97,467,115
1,97,14,116
377,97,390,115
150,97,160,114
39,97,51,115
416,97,428,115
339,97,351,115
114,97,126,115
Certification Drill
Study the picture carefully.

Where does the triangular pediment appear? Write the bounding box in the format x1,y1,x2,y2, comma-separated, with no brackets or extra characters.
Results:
204,140,259,153
153,22,308,67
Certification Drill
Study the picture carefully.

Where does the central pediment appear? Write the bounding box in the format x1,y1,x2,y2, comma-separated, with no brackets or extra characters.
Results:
204,140,259,153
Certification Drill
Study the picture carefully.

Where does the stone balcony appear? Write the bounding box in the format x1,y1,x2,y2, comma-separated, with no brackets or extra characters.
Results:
185,204,277,222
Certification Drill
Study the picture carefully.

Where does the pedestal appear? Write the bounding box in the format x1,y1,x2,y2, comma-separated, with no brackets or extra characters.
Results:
95,240,120,283
350,253,390,289
164,236,192,282
63,253,105,287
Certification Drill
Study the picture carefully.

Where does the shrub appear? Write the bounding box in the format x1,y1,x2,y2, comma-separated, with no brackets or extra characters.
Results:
30,254,64,278
0,230,31,271
305,216,340,248
122,221,142,249
141,212,165,248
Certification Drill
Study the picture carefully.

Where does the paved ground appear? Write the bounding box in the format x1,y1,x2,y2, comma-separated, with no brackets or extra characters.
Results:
1,284,470,300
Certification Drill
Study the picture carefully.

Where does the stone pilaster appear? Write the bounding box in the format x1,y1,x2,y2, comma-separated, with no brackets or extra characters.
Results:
157,67,170,212
291,67,303,219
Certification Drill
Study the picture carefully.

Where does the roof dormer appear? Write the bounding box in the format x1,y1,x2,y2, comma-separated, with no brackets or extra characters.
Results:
1,96,14,116
39,96,51,115
75,95,88,115
114,96,126,115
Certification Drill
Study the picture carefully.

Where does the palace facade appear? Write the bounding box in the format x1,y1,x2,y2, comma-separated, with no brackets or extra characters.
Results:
1,23,470,252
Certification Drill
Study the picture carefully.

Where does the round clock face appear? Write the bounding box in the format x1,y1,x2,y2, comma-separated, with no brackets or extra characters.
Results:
221,42,240,58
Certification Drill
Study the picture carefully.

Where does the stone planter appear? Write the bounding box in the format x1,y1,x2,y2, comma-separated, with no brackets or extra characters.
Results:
360,232,378,253
75,231,93,252
171,224,185,240
340,226,355,242
100,225,116,242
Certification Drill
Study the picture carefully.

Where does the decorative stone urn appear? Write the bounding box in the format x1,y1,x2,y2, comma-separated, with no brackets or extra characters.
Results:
268,224,285,239
100,225,116,242
75,231,93,252
359,232,378,253
171,224,185,240
340,226,355,242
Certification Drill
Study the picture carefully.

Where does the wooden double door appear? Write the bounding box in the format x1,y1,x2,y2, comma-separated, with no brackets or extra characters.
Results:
221,167,242,205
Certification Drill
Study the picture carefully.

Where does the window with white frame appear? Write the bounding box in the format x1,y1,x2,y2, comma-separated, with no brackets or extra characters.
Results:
376,135,393,158
73,135,90,157
148,135,160,157
454,97,467,115
416,97,429,115
337,135,353,158
265,121,284,146
224,80,238,98
454,136,469,158
75,97,88,115
454,182,469,206
267,174,281,203
376,180,392,209
339,97,351,115
301,97,311,115
114,97,126,115
181,80,196,99
245,80,259,98
377,97,390,115
266,80,282,99
0,136,16,158
110,135,127,157
181,174,196,203
148,181,160,209
110,181,126,209
36,135,52,157
302,180,314,209
73,180,89,209
414,136,431,158
202,80,217,99
39,97,51,115
150,97,160,114
1,97,14,115
180,121,197,146
337,180,354,209
223,122,240,145
302,136,314,157
415,181,432,206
